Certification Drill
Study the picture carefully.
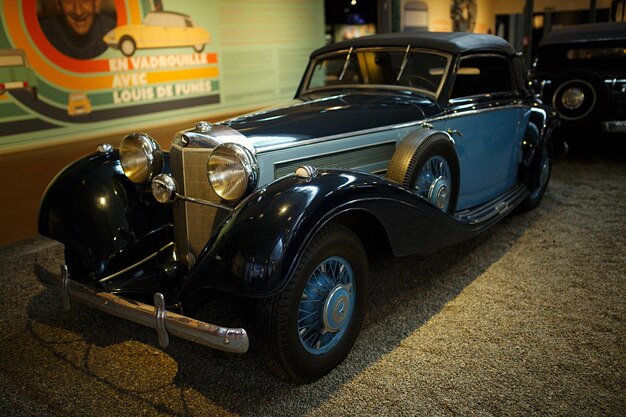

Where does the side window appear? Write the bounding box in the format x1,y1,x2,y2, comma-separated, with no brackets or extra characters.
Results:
450,55,513,99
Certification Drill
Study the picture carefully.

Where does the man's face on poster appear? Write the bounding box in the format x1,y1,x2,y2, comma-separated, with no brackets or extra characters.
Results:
57,0,99,36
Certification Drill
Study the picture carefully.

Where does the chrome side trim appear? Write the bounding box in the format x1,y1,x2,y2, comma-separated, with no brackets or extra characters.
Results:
98,242,175,283
35,264,249,354
255,103,527,154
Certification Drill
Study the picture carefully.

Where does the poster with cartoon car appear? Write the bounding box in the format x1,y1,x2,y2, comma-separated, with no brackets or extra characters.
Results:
67,92,92,116
0,48,38,98
103,11,211,56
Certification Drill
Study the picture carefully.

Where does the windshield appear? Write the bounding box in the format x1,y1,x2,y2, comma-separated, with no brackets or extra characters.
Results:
304,47,450,97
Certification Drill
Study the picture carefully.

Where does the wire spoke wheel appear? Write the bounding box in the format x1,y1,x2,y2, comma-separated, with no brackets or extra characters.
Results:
415,155,452,211
257,223,368,383
298,256,355,355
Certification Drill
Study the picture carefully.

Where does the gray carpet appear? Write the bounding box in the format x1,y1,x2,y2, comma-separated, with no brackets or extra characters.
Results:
0,156,624,416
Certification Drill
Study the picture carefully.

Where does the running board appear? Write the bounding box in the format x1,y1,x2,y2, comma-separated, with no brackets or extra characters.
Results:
454,184,529,225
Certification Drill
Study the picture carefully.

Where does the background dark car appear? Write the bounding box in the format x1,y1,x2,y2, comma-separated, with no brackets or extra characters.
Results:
532,22,626,134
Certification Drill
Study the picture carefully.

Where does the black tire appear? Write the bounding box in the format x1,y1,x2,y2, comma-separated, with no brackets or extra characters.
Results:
545,70,607,130
119,36,136,57
387,130,460,214
257,223,368,383
519,144,551,212
193,43,205,53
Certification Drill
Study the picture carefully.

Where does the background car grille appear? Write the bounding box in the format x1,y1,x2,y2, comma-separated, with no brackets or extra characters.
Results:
170,144,229,265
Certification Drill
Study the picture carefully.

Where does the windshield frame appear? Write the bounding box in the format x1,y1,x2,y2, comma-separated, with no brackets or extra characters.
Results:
298,46,452,99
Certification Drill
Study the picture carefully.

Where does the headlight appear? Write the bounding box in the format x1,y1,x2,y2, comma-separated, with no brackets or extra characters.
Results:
207,143,258,201
119,133,164,184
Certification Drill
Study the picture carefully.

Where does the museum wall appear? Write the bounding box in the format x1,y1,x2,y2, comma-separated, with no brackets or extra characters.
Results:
0,0,325,152
2,0,611,153
494,0,611,14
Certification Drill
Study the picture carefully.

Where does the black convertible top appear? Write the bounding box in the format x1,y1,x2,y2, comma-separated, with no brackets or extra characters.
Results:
311,32,517,58
539,22,626,46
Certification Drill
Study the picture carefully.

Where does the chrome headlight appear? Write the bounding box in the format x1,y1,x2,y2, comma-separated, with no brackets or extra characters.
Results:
207,143,258,201
119,133,164,184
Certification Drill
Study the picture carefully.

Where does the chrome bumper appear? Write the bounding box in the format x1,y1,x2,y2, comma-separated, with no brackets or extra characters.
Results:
35,264,249,354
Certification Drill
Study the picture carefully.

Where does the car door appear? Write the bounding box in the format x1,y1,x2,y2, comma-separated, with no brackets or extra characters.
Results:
431,54,526,210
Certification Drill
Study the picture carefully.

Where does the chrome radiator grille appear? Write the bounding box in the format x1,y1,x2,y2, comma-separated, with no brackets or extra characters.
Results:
170,144,229,265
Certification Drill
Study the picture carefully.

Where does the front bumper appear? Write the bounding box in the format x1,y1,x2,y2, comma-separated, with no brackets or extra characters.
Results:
35,264,249,353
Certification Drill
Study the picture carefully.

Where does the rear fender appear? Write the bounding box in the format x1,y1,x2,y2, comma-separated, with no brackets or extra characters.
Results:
39,149,173,280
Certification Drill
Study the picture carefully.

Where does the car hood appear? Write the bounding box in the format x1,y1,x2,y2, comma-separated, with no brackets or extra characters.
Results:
219,90,439,150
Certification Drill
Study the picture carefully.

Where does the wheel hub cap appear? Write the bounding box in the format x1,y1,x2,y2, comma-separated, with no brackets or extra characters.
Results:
561,87,585,110
298,256,355,355
323,285,351,332
429,177,450,210
416,155,452,212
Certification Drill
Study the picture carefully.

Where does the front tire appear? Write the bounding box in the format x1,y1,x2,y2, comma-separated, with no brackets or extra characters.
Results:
257,223,368,383
119,36,136,57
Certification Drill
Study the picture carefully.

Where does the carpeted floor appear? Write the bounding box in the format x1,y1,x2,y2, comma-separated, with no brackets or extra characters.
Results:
0,153,624,416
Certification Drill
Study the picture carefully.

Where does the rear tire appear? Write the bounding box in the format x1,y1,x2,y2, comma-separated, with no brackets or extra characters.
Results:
519,144,551,212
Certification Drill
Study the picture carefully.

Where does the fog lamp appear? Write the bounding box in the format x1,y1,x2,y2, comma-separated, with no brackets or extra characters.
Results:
151,174,177,203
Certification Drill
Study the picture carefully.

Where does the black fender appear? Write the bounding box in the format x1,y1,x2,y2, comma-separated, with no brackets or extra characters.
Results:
38,149,173,282
180,169,493,303
521,106,560,187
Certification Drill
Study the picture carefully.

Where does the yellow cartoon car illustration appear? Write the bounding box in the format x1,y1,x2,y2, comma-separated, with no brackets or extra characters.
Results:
104,11,211,57
67,93,92,116
0,49,37,98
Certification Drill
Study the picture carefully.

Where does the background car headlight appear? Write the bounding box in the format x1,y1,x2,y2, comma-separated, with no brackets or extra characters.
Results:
119,133,164,184
207,143,258,201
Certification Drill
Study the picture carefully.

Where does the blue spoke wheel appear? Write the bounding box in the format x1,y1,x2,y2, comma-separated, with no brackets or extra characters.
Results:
298,256,355,355
257,223,368,383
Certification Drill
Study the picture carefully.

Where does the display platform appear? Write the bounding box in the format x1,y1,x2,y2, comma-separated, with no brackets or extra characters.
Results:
0,154,623,416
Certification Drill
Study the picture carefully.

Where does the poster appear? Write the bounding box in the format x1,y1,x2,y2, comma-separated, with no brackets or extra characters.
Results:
0,0,325,150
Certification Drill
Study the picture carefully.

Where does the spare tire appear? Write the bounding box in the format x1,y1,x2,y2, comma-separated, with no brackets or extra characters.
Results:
387,130,460,214
545,70,607,128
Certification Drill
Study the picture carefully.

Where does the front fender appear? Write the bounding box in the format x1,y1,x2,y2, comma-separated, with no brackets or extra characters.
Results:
39,149,173,280
180,169,485,302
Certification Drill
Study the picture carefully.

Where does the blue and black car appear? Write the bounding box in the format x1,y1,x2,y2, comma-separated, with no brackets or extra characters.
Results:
37,32,559,383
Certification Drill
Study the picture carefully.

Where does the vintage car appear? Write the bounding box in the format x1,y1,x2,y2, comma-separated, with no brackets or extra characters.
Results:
531,22,626,133
36,32,559,383
103,11,211,56
0,48,37,98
